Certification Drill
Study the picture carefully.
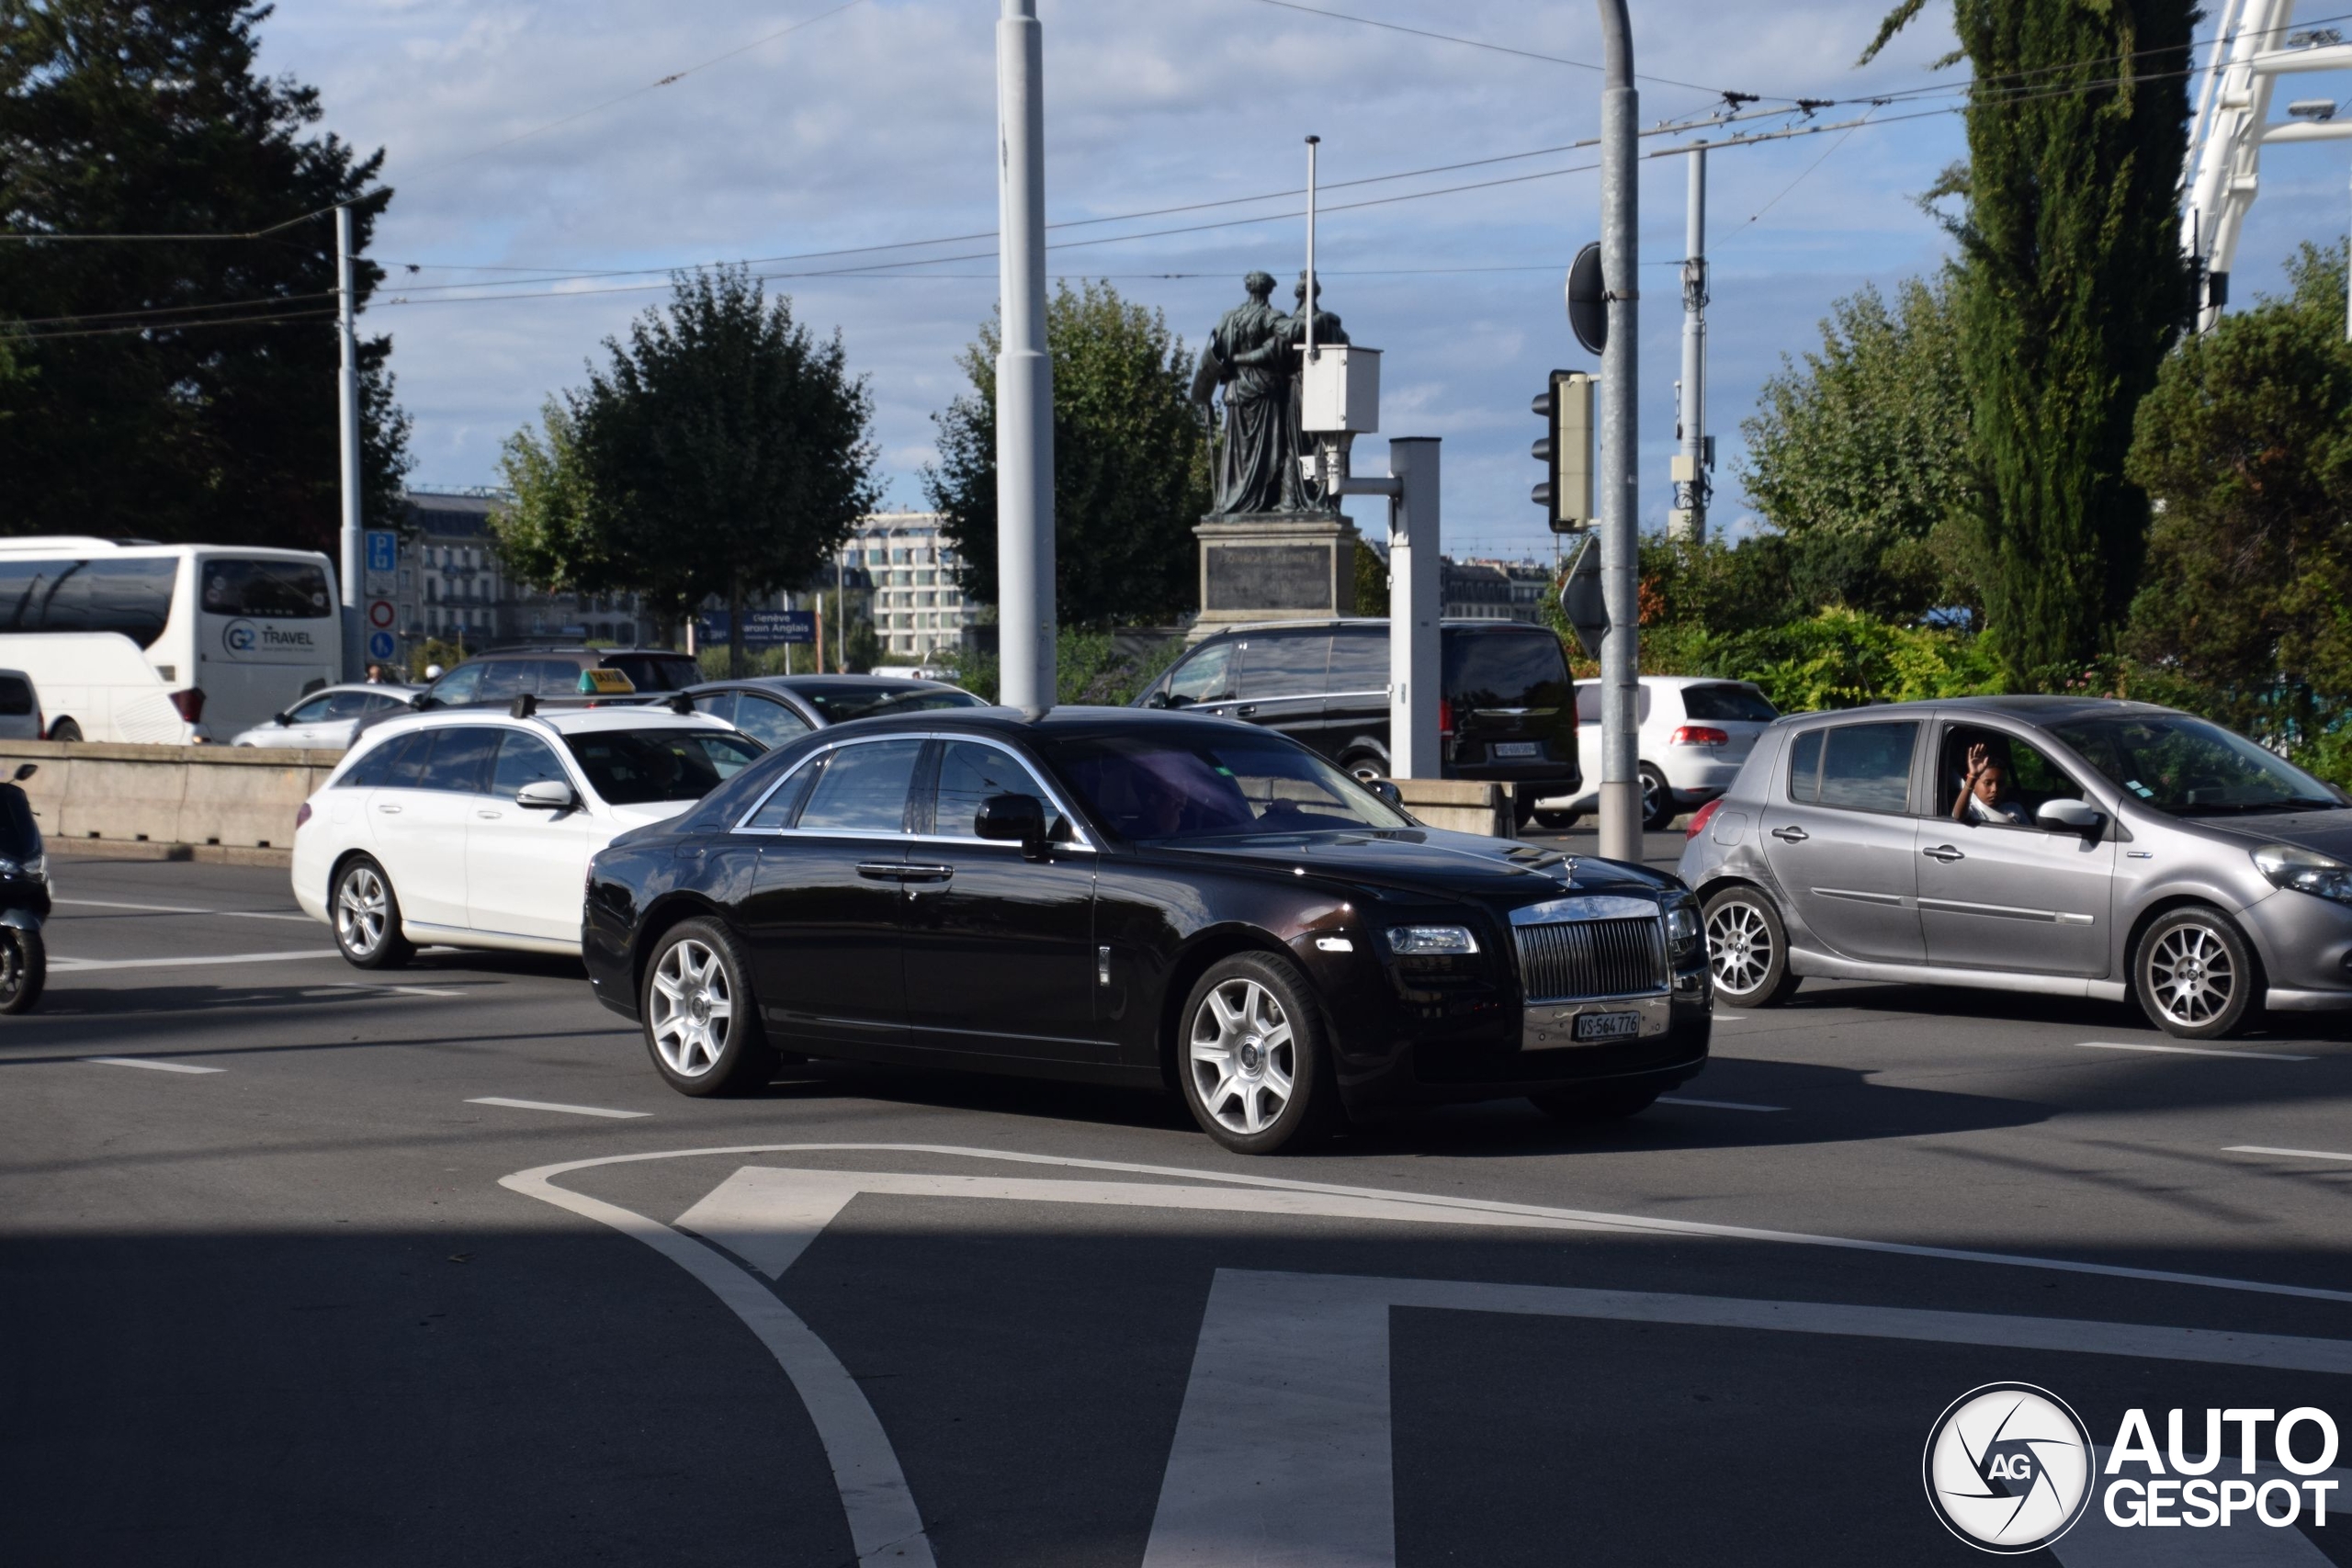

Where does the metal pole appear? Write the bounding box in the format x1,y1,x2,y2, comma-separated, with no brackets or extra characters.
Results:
1304,135,1319,363
1386,439,1441,779
334,205,364,684
1595,0,1642,863
995,0,1055,712
837,545,847,671
1671,144,1709,543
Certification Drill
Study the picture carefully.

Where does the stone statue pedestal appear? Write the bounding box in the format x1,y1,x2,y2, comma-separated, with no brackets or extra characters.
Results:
1191,510,1360,641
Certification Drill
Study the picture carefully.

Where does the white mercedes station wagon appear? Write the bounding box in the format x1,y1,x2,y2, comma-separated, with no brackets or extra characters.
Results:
292,704,763,966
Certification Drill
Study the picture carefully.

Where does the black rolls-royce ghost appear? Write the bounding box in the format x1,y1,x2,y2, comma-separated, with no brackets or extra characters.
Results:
582,707,1710,1154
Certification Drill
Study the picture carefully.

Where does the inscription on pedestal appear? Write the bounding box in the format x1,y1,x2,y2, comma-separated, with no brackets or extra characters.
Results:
1205,544,1331,613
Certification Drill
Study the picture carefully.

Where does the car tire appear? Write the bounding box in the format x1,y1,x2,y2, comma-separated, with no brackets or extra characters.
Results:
49,718,81,744
1528,1083,1659,1123
1341,750,1387,785
0,925,46,1014
1177,952,1341,1155
642,918,777,1096
1640,763,1676,831
1702,885,1799,1008
1533,809,1580,830
2133,907,2261,1040
331,856,414,969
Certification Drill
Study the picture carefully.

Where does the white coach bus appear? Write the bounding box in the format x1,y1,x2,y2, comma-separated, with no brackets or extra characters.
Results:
0,538,341,742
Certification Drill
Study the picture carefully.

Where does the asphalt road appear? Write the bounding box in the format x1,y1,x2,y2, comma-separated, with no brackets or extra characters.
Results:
6,842,2351,1566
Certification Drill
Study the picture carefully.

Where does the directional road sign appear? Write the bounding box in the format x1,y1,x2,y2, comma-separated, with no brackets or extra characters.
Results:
1558,533,1608,660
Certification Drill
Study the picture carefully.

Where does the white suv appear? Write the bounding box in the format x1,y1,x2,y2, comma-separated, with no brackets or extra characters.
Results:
292,705,763,966
1534,676,1780,830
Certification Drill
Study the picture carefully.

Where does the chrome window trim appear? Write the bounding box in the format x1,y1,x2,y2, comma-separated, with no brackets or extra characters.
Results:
729,731,1096,852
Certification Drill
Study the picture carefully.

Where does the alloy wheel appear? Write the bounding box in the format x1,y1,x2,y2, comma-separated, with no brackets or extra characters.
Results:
335,867,389,958
650,938,735,1077
1706,899,1772,998
2145,923,2235,1029
1189,977,1295,1135
0,931,25,1005
1642,774,1664,823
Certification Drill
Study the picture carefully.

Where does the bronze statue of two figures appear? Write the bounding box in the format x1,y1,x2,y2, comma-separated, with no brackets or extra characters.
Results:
1193,271,1347,516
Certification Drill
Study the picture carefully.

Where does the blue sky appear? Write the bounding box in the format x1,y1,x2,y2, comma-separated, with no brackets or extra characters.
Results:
261,0,2351,565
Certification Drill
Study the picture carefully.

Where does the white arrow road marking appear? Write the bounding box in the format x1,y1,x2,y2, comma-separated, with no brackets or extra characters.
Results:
466,1097,648,1120
1143,1269,2352,1568
1656,1095,1785,1111
2227,1145,2352,1165
500,1144,2352,1568
53,897,314,922
49,949,340,972
2078,1040,2315,1062
84,1055,223,1074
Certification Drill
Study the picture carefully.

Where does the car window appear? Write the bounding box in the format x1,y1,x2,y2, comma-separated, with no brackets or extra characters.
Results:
792,738,923,834
734,693,814,748
1327,630,1387,695
1938,727,2085,822
1443,631,1569,712
418,727,502,795
475,661,537,703
790,681,981,723
1048,732,1413,840
322,691,374,721
744,758,824,831
336,733,412,788
932,739,1064,840
492,731,570,797
1237,632,1332,700
1166,641,1237,705
606,654,696,693
0,676,31,717
561,728,762,806
2050,713,2342,817
362,692,412,715
286,694,335,724
1680,683,1777,724
536,659,590,695
376,730,435,788
1788,721,1917,812
692,691,738,726
428,663,485,705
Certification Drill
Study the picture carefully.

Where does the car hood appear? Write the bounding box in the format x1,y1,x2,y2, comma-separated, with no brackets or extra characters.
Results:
1148,827,1675,903
2177,808,2352,859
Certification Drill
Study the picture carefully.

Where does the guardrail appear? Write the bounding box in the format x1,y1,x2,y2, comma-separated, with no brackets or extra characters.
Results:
1389,778,1513,838
13,740,339,860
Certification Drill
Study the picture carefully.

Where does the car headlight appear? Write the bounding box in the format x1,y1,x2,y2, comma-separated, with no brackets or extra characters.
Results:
0,855,36,880
2253,843,2352,904
1385,925,1480,955
1664,900,1702,957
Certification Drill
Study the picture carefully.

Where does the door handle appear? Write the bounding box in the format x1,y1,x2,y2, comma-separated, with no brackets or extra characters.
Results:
1923,844,1965,863
899,863,955,884
376,803,402,815
476,810,503,820
1769,825,1807,843
1235,704,1258,717
856,862,908,881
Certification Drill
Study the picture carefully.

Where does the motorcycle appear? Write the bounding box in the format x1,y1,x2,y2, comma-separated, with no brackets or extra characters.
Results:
0,762,51,1013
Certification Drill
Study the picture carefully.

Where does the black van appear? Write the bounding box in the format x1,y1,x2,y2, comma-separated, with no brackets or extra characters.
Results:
1136,618,1578,817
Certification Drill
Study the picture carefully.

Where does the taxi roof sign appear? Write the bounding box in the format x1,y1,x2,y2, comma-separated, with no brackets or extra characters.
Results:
578,667,636,695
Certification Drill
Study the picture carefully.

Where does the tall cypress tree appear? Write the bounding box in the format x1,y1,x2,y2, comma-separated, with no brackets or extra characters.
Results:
0,2,407,551
1865,0,2194,682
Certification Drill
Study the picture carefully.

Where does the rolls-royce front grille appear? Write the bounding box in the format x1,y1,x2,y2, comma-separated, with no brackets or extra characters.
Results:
1513,917,1668,1003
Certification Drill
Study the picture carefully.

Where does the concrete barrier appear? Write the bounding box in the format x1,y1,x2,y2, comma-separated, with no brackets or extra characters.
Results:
10,740,339,859
1390,777,1512,838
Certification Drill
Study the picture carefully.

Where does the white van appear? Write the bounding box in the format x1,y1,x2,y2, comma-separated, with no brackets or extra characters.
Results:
0,538,340,742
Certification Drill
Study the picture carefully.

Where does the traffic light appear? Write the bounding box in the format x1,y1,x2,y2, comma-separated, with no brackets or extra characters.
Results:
1531,369,1594,533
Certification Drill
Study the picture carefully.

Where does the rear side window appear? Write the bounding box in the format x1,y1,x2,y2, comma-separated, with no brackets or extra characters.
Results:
419,728,502,794
1327,630,1386,694
201,558,334,619
732,693,814,748
1788,722,1917,813
349,729,432,789
474,661,537,703
745,758,823,830
1237,632,1332,700
606,654,695,693
428,663,486,705
693,691,738,726
1166,641,1237,705
0,677,33,717
1445,631,1568,712
535,659,590,694
793,739,922,834
1680,683,1777,723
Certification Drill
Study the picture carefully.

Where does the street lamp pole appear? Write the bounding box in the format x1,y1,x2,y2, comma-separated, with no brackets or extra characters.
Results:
995,0,1056,712
1595,0,1642,862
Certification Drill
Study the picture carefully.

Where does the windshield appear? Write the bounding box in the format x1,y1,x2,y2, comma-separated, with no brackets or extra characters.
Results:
1681,682,1779,724
793,680,985,723
2048,714,2343,817
563,728,764,806
1046,731,1415,840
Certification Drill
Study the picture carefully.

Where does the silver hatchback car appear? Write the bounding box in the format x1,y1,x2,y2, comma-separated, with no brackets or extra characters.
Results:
1676,696,2352,1038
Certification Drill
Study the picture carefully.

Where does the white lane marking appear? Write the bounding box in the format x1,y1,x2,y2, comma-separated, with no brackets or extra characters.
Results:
506,1142,2352,1304
2226,1145,2352,1165
466,1097,648,1120
53,897,313,922
326,981,469,999
1146,1269,2352,1568
48,949,340,973
2078,1040,2314,1062
1657,1095,1785,1112
84,1055,223,1075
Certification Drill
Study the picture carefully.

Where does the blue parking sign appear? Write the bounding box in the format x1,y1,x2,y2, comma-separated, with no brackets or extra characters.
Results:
366,530,398,574
367,630,396,660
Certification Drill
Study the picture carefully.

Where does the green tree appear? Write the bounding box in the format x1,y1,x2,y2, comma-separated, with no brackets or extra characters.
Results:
1737,274,1973,620
2123,243,2352,763
0,0,408,549
1352,538,1388,617
491,268,878,673
1866,0,2196,683
927,280,1211,626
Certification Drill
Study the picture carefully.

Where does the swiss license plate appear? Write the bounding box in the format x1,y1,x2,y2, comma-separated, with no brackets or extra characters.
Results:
1573,1010,1642,1042
1492,740,1540,759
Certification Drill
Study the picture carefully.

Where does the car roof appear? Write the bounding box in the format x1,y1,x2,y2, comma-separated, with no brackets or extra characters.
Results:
467,646,692,660
808,705,1270,745
690,673,963,693
1571,674,1759,690
315,681,423,694
1780,694,2180,725
354,705,737,741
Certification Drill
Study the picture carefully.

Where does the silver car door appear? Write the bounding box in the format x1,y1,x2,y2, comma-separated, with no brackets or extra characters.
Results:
1758,718,1926,963
1917,723,2117,976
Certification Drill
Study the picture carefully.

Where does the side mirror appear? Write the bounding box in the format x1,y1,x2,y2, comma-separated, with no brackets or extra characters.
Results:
408,693,432,710
516,779,578,812
974,792,1046,851
12,763,35,783
272,712,292,727
1142,690,1172,710
1366,779,1403,808
2036,797,2104,834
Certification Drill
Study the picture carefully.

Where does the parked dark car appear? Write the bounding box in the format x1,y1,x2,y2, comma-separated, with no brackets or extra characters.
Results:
583,706,1708,1154
400,647,702,717
684,673,986,750
1134,619,1579,818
